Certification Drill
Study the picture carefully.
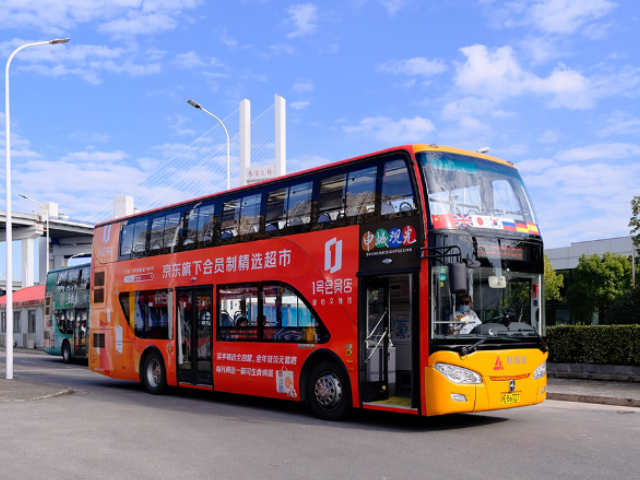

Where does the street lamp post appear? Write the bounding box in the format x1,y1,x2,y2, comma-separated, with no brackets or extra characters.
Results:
187,100,231,190
19,194,49,278
5,38,69,380
68,252,88,265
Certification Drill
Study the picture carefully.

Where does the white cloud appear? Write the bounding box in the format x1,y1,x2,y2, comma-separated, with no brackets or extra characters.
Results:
167,115,195,136
538,129,561,143
292,79,315,93
290,101,310,110
492,110,515,118
598,111,640,138
516,158,559,172
98,11,176,37
453,44,640,111
343,116,435,143
521,160,640,247
379,0,409,16
555,143,640,161
0,0,201,36
286,3,319,38
268,44,295,56
526,0,616,35
0,39,162,84
62,150,130,162
173,51,221,69
152,143,191,159
377,57,447,77
69,132,110,143
487,0,617,35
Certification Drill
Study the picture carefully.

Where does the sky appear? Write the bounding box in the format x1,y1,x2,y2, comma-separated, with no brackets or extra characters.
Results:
1,0,639,277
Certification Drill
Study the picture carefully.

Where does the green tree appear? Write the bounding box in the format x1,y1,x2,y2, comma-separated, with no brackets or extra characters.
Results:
607,288,640,325
630,196,640,257
567,252,632,324
544,254,564,302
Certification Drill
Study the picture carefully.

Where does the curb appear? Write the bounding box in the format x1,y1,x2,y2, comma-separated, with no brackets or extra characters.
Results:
0,377,74,403
0,347,50,357
547,392,640,408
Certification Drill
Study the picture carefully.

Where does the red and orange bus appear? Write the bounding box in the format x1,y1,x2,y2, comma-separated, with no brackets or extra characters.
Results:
89,144,548,420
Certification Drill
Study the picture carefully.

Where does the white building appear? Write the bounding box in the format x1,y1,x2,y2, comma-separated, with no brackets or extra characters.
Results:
545,235,636,325
546,235,635,270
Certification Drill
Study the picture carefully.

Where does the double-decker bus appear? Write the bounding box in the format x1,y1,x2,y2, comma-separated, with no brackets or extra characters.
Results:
89,144,547,420
43,264,91,363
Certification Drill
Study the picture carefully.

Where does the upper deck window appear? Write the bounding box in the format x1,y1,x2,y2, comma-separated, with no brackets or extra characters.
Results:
221,193,262,240
150,210,182,252
418,151,537,233
120,217,150,258
265,181,313,231
183,202,216,247
317,165,377,224
380,159,416,217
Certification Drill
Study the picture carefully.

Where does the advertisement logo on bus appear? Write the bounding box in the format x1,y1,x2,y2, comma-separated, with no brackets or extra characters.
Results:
324,238,342,274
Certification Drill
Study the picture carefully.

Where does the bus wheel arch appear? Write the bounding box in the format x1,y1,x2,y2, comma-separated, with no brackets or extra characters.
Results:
61,340,71,364
140,346,168,395
300,349,352,420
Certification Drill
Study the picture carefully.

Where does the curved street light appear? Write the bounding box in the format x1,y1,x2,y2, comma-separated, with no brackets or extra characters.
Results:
5,38,69,380
187,100,230,190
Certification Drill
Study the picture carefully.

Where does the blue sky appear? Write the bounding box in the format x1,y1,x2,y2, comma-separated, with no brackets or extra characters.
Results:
1,0,640,277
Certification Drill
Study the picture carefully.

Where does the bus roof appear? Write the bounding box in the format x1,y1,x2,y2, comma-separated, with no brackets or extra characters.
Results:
97,143,516,227
48,263,91,275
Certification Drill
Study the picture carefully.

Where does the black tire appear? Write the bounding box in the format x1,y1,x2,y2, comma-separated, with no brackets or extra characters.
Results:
141,351,168,395
307,360,352,421
61,342,71,364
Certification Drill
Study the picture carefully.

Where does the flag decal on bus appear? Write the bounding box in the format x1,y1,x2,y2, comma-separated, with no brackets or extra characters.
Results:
494,356,504,370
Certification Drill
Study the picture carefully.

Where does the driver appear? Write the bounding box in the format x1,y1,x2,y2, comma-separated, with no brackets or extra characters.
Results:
451,295,481,334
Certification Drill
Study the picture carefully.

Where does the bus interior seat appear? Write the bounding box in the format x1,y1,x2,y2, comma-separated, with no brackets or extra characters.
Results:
381,203,394,215
317,213,331,223
265,223,277,232
221,231,233,239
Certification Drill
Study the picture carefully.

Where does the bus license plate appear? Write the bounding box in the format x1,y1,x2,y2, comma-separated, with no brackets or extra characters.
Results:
501,392,521,405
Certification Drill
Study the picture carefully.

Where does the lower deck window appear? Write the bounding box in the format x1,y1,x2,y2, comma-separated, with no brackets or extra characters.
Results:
217,282,329,343
119,290,172,339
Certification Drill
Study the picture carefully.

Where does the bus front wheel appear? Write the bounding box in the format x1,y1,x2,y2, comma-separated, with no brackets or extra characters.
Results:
142,351,167,395
61,342,71,364
308,360,351,421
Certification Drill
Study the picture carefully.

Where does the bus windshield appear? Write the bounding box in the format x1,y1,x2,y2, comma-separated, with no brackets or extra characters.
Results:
429,234,544,345
417,150,537,230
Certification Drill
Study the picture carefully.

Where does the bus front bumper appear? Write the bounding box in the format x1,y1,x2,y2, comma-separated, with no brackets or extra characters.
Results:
424,349,548,416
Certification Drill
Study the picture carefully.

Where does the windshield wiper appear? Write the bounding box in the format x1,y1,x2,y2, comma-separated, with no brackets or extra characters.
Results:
460,337,487,356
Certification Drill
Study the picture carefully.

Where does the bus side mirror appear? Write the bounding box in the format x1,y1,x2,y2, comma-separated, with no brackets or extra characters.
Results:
448,262,467,294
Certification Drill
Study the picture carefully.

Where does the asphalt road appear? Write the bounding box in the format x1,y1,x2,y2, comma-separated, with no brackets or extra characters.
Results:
1,352,639,480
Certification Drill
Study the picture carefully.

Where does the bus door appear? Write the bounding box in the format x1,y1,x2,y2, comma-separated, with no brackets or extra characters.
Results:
74,309,87,358
176,287,214,386
360,274,415,406
361,277,394,402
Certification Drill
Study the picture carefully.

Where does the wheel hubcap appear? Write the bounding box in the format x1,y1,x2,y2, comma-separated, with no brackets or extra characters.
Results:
148,360,161,387
314,372,342,410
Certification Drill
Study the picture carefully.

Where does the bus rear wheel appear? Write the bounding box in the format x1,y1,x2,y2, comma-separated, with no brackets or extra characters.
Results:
61,342,71,364
142,351,167,395
308,360,351,421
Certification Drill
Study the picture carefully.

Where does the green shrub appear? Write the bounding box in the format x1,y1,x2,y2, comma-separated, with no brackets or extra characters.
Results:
545,325,640,366
606,288,640,325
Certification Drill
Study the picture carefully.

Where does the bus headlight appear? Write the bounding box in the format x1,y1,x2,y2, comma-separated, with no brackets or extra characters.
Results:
533,361,546,379
435,363,482,384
